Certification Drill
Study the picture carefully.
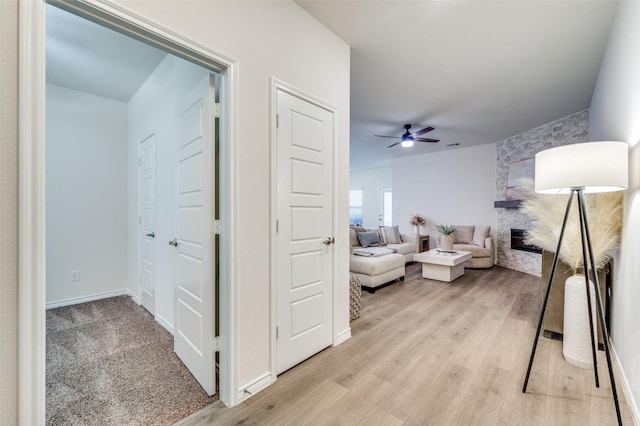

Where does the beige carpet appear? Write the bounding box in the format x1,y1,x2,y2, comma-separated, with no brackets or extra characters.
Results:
46,296,218,425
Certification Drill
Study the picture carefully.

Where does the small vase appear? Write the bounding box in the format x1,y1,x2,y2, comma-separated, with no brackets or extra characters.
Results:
441,234,454,251
413,225,419,235
563,274,597,369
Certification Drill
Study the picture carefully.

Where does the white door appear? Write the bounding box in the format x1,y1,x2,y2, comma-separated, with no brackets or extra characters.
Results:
173,74,216,395
380,187,392,226
139,132,156,314
276,90,334,374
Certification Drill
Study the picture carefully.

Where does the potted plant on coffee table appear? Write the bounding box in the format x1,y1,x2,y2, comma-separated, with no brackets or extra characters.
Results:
438,224,456,251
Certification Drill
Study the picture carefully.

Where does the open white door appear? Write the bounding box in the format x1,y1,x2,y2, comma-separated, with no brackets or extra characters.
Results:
173,74,216,395
276,89,334,374
139,132,157,314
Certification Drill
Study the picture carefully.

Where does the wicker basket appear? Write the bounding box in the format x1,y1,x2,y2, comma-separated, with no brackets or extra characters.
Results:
349,276,362,321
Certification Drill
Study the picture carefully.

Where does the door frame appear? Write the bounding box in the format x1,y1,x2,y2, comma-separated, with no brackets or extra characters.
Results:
269,79,341,382
18,0,239,422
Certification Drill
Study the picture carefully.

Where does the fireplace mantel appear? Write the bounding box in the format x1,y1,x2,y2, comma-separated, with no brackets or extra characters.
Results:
494,200,522,208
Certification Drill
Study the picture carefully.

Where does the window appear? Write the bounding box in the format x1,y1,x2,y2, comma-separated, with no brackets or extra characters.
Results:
349,190,363,226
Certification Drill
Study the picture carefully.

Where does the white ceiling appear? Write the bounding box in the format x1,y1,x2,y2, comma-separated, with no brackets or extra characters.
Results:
47,2,619,171
296,1,619,171
46,4,167,103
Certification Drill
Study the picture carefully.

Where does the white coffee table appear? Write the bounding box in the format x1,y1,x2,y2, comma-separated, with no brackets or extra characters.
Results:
413,249,473,282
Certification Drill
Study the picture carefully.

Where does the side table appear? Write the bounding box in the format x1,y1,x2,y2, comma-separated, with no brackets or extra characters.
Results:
416,235,430,253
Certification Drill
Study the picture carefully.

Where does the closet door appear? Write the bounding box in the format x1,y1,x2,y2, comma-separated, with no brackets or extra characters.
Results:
276,89,334,374
173,74,216,395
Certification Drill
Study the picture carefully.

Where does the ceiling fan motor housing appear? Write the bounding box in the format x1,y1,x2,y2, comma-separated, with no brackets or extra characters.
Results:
374,123,439,147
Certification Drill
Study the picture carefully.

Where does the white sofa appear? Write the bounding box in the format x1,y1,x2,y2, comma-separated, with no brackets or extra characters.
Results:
349,226,418,292
436,225,494,268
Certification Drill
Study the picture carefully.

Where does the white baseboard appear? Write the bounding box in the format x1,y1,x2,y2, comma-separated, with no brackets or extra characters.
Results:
610,343,640,424
155,314,174,335
335,327,351,345
129,291,140,305
237,372,273,404
46,289,134,309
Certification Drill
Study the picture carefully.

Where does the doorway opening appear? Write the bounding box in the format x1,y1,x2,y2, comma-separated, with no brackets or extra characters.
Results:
45,3,220,422
19,0,236,422
379,187,392,226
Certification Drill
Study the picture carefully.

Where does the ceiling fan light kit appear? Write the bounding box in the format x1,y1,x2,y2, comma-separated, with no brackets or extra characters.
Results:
375,123,440,148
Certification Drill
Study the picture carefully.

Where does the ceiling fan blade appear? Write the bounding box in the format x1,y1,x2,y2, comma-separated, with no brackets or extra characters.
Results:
374,135,401,139
414,126,434,136
387,142,401,148
415,137,440,143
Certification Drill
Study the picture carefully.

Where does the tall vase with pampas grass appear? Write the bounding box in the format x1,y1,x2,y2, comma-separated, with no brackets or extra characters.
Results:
410,214,426,235
563,273,597,368
519,178,623,369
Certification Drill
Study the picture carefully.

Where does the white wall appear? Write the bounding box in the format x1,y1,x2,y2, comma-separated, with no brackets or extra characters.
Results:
114,0,351,402
350,166,391,228
45,84,128,305
127,55,208,331
393,144,497,250
589,1,640,420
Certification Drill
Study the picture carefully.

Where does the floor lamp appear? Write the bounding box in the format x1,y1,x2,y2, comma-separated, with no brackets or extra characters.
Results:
521,141,628,426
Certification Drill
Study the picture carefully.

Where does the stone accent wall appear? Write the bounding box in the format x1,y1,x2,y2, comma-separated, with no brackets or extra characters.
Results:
495,110,589,276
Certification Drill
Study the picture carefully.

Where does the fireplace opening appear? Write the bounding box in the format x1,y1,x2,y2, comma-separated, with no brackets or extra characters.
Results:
511,228,542,253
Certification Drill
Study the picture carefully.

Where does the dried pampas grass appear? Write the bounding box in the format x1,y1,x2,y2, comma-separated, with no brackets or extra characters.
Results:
519,178,623,272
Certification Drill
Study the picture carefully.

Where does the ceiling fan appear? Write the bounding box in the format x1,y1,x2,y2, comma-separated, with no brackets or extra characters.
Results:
374,124,439,148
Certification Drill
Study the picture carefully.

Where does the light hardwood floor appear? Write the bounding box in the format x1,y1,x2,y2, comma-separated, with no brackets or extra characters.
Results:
178,263,633,425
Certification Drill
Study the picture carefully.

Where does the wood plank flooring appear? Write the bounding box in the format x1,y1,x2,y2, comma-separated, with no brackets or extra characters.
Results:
178,263,633,425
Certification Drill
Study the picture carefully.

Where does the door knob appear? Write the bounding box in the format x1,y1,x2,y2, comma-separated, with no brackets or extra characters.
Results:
322,237,335,245
145,232,155,238
169,239,179,247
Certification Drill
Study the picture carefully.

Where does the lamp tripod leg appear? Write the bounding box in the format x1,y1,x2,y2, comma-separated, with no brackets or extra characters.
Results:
576,189,600,388
521,253,557,393
523,191,575,393
577,191,623,426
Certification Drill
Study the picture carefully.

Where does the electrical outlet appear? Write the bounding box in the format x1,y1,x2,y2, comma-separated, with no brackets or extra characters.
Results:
71,270,80,282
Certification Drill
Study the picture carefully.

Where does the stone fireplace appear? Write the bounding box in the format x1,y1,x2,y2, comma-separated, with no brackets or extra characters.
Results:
495,109,589,276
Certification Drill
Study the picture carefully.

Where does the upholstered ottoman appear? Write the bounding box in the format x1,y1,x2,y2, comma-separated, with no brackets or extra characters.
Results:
349,252,405,293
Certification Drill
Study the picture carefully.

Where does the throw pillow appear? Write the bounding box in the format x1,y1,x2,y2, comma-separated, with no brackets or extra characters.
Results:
472,225,491,247
349,228,360,247
453,225,475,244
357,231,381,248
380,226,403,244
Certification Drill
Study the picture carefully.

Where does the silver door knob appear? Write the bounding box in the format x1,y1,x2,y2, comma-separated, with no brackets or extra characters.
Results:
322,237,335,245
169,239,179,247
146,232,155,238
